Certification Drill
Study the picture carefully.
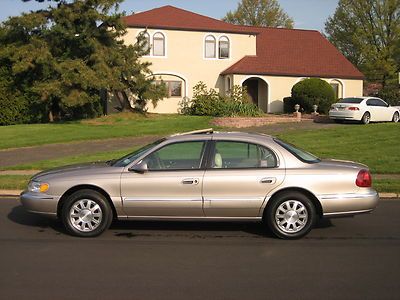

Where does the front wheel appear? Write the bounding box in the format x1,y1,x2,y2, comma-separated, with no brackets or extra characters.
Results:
392,112,399,123
265,192,317,239
61,189,113,237
361,112,370,124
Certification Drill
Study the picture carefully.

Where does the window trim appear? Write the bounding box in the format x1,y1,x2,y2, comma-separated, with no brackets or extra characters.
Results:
206,140,280,170
138,31,151,56
204,34,217,59
152,32,166,57
218,36,230,59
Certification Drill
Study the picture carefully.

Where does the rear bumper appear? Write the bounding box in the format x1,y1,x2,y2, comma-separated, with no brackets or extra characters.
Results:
20,191,59,217
318,190,379,217
329,110,363,120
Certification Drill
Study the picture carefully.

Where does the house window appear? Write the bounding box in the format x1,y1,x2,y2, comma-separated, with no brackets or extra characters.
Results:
157,80,182,97
205,35,216,58
219,36,230,59
153,32,165,56
226,77,231,93
137,31,151,55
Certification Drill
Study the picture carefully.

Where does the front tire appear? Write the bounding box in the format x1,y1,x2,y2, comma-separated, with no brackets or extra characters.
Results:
62,189,113,237
265,192,316,239
392,112,399,123
361,112,370,124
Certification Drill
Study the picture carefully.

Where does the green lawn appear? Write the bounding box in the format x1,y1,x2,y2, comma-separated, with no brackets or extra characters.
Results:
5,147,139,170
277,123,400,174
0,113,212,150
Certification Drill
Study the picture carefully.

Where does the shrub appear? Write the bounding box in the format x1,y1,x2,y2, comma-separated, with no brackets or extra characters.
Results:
291,78,335,114
377,86,400,106
0,87,31,126
185,82,263,117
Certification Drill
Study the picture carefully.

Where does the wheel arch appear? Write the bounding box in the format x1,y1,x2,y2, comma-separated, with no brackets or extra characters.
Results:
57,185,117,220
262,187,323,219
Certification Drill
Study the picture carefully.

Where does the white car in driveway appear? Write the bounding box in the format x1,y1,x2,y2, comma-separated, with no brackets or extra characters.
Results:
329,97,400,124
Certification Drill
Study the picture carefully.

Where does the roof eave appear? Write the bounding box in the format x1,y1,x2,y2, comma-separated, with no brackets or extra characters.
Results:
220,70,365,80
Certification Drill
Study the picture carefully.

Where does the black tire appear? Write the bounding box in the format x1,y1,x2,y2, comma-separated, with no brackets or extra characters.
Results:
265,191,317,239
334,119,344,124
61,189,113,237
361,112,370,124
392,112,399,123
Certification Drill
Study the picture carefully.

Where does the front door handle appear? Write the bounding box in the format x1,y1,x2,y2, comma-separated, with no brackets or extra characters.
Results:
260,177,276,184
182,178,199,185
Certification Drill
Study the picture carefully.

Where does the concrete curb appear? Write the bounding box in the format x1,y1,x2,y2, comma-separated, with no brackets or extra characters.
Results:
0,190,398,199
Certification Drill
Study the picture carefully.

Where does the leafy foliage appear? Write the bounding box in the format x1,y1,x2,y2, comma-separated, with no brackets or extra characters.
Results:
325,0,400,87
290,78,336,114
377,86,400,106
183,82,263,117
223,0,293,28
0,0,165,125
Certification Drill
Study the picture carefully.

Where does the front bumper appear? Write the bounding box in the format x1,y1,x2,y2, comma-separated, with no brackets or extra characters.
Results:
318,190,379,217
20,191,60,217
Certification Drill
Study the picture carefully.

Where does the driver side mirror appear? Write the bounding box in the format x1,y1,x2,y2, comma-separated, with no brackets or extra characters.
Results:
129,160,148,173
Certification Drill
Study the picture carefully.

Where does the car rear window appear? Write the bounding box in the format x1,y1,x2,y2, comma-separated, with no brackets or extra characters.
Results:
338,97,363,104
274,139,320,164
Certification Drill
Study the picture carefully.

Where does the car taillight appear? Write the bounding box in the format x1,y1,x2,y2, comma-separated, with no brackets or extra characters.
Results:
356,170,372,187
347,107,359,111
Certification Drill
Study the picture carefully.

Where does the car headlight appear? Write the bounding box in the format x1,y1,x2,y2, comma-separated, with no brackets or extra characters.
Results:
28,180,50,193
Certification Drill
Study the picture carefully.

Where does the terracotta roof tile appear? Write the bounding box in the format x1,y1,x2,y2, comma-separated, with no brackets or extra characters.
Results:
222,27,364,79
123,5,257,34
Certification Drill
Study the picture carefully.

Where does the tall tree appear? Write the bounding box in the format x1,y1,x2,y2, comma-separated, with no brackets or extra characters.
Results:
0,0,165,123
223,0,294,28
325,0,400,87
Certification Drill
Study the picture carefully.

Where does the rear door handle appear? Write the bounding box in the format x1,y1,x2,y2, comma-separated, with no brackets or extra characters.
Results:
260,177,276,184
182,178,199,185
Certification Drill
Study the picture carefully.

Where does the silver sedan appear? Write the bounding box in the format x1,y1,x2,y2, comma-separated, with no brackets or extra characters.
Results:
20,129,379,239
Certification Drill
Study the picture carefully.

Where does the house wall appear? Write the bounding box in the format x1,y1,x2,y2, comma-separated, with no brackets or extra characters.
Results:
233,74,363,113
124,28,257,113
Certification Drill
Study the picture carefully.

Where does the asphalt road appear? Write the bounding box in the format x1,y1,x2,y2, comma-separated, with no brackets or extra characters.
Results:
1,197,399,300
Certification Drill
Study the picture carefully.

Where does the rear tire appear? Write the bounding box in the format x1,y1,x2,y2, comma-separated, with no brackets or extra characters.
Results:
265,192,316,239
392,112,399,123
361,112,370,124
62,189,113,237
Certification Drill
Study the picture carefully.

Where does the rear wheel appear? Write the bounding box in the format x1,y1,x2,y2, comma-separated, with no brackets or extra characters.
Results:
361,112,370,124
392,112,399,123
265,191,316,239
62,189,113,237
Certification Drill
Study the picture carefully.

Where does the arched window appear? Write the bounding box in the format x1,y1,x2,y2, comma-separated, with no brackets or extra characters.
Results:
153,32,165,56
219,36,230,59
139,31,151,55
205,35,216,58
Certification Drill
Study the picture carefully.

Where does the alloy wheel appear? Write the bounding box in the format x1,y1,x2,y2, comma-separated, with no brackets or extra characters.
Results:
275,200,308,233
69,199,103,232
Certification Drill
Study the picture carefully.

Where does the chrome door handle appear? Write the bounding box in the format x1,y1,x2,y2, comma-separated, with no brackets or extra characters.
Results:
182,178,199,185
260,177,276,184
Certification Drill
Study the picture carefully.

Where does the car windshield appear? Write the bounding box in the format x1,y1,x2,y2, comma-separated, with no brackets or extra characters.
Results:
111,139,165,167
338,97,363,104
274,139,320,164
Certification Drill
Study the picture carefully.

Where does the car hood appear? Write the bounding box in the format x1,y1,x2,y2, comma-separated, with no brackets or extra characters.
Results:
32,161,113,181
318,159,368,170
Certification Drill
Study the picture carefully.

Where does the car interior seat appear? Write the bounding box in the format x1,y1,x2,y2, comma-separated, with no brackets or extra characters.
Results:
214,152,223,168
